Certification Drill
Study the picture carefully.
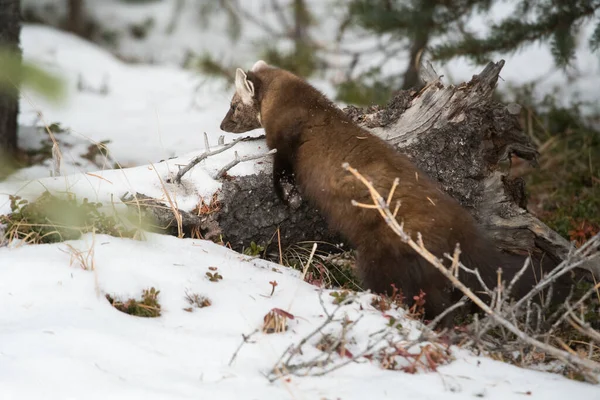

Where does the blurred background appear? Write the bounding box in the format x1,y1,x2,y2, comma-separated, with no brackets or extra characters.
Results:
1,0,599,244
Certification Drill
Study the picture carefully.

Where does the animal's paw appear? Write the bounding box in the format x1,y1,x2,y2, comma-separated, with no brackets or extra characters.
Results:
279,177,302,210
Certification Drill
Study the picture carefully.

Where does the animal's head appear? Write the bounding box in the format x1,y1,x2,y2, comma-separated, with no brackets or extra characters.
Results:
220,60,270,133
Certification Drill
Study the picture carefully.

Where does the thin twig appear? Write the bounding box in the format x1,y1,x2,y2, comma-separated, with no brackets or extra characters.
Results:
427,296,468,331
214,149,277,179
172,135,264,184
228,329,259,366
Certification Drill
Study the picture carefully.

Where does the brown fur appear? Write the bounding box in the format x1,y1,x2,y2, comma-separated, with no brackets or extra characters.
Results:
220,61,569,325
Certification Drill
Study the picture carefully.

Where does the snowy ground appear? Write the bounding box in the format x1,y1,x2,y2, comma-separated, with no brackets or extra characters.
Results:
1,9,600,400
3,232,598,400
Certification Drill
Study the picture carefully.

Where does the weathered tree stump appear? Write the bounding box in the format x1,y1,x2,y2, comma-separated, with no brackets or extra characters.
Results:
139,60,598,275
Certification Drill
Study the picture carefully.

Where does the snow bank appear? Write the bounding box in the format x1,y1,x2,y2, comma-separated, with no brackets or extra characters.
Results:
1,233,597,400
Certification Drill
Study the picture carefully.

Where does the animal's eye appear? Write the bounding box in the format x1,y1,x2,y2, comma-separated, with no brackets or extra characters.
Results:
231,103,237,112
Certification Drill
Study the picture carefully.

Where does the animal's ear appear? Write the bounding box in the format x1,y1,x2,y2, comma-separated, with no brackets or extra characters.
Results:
251,60,269,72
235,68,255,105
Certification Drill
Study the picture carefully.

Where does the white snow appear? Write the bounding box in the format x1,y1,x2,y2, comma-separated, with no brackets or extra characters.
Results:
17,24,243,172
2,233,598,400
1,5,600,399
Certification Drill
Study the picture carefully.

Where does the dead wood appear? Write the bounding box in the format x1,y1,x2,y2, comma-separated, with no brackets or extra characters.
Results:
139,59,597,275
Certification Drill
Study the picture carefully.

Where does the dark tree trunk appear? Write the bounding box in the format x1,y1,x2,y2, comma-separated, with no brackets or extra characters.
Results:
293,0,310,48
66,0,85,37
0,0,21,158
137,60,598,277
401,0,435,90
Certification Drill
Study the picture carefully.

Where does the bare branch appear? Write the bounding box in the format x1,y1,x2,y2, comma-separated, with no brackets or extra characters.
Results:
427,296,468,331
228,329,259,366
171,135,264,184
214,149,277,179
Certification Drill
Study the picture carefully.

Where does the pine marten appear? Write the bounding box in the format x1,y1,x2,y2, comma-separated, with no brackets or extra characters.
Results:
219,60,569,325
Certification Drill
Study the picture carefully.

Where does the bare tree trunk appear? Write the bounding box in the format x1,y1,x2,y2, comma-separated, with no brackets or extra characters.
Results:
0,0,21,159
66,0,85,37
401,0,435,90
138,60,598,275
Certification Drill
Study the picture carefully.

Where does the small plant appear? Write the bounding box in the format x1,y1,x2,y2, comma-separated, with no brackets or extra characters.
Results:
243,241,264,257
268,280,278,296
1,191,136,244
192,192,222,216
282,242,361,290
262,308,294,334
329,290,352,305
183,290,212,312
371,283,405,312
315,332,355,359
106,287,161,318
406,290,427,320
206,267,223,282
385,316,403,331
378,343,451,374
63,242,96,271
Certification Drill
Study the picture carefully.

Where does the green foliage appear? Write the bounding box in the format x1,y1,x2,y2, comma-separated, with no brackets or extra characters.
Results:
0,122,69,182
1,191,137,244
243,241,265,257
262,42,318,78
335,67,399,106
432,1,600,68
190,0,320,80
0,153,19,181
349,0,474,35
329,290,352,304
0,47,65,102
343,0,493,93
106,287,161,318
206,267,224,282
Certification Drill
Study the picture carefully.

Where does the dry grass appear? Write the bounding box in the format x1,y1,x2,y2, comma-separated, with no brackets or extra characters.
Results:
281,241,361,290
262,308,294,334
511,96,600,245
183,290,212,312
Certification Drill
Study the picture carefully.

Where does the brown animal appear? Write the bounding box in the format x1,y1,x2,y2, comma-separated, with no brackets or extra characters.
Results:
220,60,567,325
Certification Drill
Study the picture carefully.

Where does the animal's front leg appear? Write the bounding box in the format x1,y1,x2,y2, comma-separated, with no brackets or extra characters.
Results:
273,152,302,210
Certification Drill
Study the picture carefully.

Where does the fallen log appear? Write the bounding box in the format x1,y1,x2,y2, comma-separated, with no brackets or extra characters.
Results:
141,60,598,275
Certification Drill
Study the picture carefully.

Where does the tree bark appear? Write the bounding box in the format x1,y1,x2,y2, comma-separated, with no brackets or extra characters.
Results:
0,0,21,158
401,0,435,90
139,60,598,275
66,0,85,37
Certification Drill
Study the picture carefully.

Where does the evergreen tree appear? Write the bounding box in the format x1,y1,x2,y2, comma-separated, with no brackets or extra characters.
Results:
432,0,600,67
346,0,492,92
